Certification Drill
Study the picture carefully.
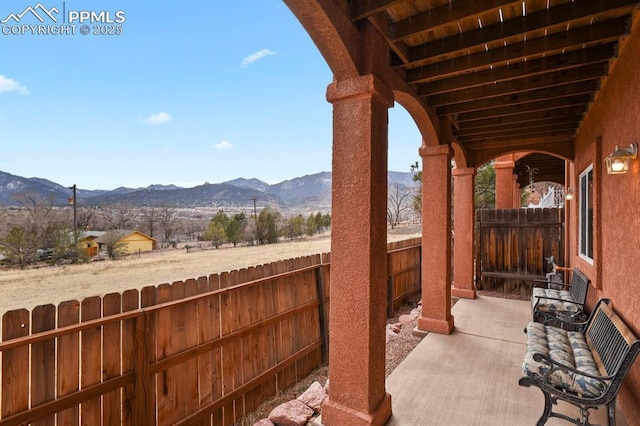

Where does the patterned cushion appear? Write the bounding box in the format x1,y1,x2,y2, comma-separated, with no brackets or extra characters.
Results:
522,322,608,398
532,288,580,314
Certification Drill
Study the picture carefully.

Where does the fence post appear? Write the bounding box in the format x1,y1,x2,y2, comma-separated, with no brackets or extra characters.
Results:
133,312,153,426
387,275,394,318
315,264,329,364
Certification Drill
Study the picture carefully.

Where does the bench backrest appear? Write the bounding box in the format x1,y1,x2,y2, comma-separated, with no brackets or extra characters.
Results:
569,268,589,305
585,300,640,379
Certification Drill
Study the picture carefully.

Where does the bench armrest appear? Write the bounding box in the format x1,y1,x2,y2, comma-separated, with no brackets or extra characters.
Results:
533,352,614,385
533,279,571,290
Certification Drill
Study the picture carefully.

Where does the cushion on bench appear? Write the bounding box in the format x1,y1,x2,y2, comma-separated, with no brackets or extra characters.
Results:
522,321,607,398
532,288,580,314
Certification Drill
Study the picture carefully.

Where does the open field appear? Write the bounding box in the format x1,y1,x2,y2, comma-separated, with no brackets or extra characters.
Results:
0,226,421,314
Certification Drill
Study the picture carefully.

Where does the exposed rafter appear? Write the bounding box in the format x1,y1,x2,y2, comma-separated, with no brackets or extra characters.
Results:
344,0,635,170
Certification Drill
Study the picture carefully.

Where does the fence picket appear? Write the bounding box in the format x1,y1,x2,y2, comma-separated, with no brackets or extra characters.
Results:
31,304,55,426
1,309,30,418
81,296,102,425
184,279,200,420
121,289,139,426
103,293,122,425
155,283,173,425
56,300,80,425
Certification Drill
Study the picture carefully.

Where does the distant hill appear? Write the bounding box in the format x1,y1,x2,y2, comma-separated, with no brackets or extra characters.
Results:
87,183,283,208
0,170,417,210
0,171,72,205
269,172,332,207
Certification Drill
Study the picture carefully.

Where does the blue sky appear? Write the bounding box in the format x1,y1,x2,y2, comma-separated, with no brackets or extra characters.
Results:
0,1,422,190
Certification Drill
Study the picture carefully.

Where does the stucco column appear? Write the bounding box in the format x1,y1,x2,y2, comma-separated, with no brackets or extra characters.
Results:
512,174,521,208
416,144,454,335
452,167,476,299
495,155,516,209
322,74,393,426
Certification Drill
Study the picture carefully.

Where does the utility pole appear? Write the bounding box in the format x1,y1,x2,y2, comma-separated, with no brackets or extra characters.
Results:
69,184,78,258
251,196,258,244
251,196,258,224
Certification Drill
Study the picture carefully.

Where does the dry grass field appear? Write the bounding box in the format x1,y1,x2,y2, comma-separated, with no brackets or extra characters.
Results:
0,226,421,314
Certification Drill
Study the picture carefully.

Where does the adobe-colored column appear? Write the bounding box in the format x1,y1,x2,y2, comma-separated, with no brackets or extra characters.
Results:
322,74,393,426
452,167,476,299
415,144,454,335
495,155,516,209
512,174,521,208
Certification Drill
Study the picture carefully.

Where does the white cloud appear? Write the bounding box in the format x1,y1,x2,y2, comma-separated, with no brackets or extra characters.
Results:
241,49,277,68
141,112,171,125
0,75,29,95
215,140,234,150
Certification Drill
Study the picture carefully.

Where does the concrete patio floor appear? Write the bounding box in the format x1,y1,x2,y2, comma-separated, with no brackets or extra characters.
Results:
385,296,629,426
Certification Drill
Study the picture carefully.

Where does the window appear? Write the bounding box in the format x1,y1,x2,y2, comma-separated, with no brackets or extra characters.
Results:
579,165,594,262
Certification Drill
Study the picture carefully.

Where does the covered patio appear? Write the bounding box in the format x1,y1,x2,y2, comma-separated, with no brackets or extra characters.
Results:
386,296,629,425
284,1,640,425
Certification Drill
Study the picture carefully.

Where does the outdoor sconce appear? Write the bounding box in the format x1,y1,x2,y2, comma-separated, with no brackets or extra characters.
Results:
565,188,574,201
605,143,637,174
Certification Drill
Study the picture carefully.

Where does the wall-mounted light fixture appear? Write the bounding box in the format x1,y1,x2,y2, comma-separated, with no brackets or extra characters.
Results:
605,143,637,174
565,188,574,200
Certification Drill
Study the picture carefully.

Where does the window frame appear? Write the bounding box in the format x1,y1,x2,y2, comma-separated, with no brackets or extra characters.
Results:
578,164,594,264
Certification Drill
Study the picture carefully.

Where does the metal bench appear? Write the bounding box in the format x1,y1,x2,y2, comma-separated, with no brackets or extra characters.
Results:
519,299,640,425
531,268,589,327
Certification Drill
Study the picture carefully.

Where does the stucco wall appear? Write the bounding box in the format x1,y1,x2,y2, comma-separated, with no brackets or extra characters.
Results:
572,12,640,419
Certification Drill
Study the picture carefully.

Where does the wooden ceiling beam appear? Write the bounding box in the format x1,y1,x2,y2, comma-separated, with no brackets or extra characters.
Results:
436,80,599,115
428,70,604,107
461,131,576,147
463,136,574,151
459,123,577,142
406,0,634,65
405,18,624,77
350,0,406,21
390,0,522,41
458,106,586,130
455,115,583,137
367,13,411,63
421,44,615,95
454,94,591,122
464,136,574,150
429,79,599,109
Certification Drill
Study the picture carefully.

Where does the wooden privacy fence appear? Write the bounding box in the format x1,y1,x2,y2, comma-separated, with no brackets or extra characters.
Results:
475,208,564,295
0,238,421,426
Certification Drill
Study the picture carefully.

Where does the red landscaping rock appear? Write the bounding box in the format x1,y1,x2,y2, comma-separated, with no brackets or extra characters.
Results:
254,419,275,426
398,314,415,324
296,381,327,412
268,400,314,426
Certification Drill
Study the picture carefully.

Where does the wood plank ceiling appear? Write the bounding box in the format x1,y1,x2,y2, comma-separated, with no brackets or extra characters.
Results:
349,0,637,169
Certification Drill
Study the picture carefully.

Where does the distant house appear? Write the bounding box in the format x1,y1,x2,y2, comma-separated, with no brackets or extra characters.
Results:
80,230,104,257
80,230,157,257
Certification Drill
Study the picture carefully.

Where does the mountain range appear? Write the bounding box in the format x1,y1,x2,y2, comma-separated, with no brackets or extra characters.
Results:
0,170,416,210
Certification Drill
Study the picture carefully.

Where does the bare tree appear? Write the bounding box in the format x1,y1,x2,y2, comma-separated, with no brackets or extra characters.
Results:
387,184,412,229
13,191,57,256
0,225,33,267
140,206,159,238
410,161,422,217
101,203,138,229
101,230,128,260
76,206,99,231
158,205,179,245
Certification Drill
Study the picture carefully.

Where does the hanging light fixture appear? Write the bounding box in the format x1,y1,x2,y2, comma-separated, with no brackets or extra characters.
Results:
605,143,637,174
564,188,574,201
